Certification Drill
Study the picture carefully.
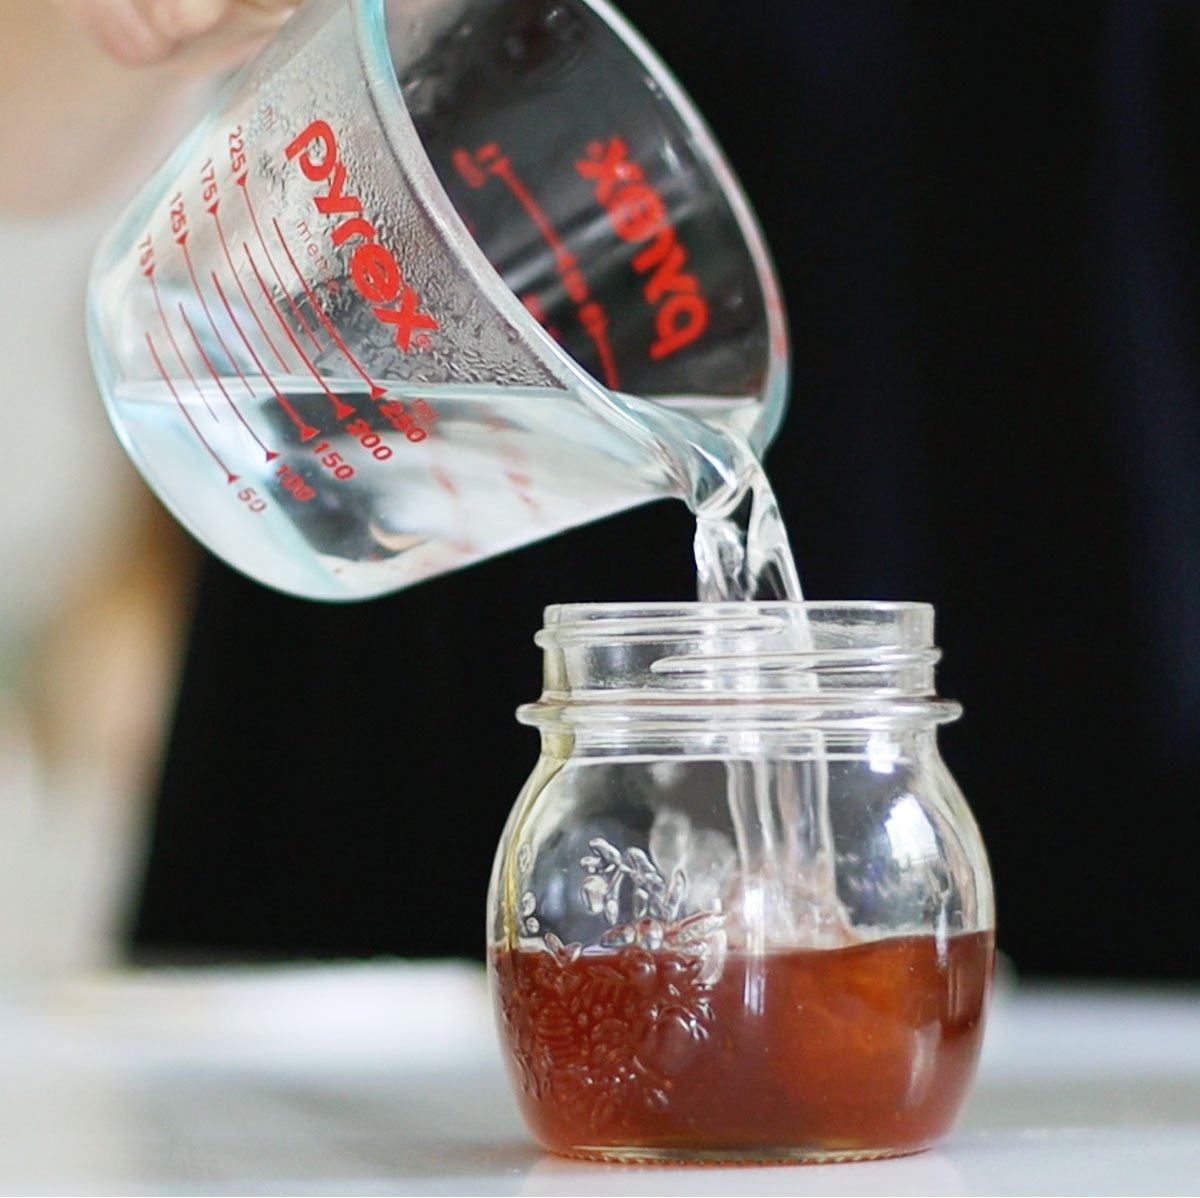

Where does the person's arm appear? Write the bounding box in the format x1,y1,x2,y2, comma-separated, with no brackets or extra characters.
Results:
1,1,295,214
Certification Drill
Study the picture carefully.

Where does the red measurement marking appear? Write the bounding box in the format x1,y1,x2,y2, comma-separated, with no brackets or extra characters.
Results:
210,205,293,373
211,271,318,442
271,216,385,398
148,276,217,420
476,403,540,515
452,147,487,189
243,242,355,421
579,302,620,393
432,465,459,498
477,148,620,389
507,469,541,517
480,150,572,270
139,231,156,279
145,332,237,483
237,177,323,355
178,303,278,463
178,235,260,405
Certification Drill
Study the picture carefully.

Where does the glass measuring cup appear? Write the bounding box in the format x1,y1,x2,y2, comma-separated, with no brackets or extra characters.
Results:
87,0,788,600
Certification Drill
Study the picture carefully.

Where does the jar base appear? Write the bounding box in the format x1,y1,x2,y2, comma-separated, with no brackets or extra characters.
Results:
549,1143,932,1167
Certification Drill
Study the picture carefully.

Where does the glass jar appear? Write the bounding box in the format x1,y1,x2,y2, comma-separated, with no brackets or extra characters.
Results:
488,602,994,1165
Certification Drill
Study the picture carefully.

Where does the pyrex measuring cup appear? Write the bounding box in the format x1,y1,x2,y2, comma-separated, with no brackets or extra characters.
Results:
87,0,788,600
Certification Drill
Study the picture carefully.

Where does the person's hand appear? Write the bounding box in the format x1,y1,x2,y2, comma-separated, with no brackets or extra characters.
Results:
6,1,295,211
57,0,298,72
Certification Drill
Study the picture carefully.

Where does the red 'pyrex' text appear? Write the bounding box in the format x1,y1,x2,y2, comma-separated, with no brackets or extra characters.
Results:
284,120,438,352
576,137,709,361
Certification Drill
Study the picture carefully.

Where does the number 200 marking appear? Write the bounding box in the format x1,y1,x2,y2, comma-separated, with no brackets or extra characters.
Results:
345,417,393,460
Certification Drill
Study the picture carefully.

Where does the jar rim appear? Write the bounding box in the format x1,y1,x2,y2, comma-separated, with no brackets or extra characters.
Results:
538,601,937,650
525,600,959,729
544,600,934,619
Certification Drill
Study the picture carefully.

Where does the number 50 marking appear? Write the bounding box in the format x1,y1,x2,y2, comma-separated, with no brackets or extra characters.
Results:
239,486,267,513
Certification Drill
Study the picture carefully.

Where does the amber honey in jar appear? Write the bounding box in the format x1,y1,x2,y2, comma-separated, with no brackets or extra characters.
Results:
489,602,995,1164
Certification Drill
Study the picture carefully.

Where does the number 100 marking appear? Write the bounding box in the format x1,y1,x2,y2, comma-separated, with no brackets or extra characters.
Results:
276,463,315,501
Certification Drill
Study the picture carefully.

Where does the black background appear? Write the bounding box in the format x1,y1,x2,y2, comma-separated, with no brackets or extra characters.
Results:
133,1,1200,980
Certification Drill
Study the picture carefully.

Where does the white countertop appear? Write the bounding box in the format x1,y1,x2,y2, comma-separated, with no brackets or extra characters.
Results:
0,961,1196,1196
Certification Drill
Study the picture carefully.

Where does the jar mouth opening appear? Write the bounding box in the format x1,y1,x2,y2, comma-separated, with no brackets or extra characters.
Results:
538,601,937,650
527,600,956,725
545,600,933,619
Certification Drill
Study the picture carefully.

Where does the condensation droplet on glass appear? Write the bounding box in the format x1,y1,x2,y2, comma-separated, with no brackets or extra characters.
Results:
520,891,537,917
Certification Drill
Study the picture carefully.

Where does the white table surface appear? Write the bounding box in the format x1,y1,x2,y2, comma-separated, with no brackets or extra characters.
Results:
0,961,1196,1196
